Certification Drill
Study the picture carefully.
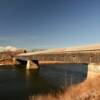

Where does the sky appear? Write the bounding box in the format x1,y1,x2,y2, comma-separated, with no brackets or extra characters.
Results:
0,0,100,49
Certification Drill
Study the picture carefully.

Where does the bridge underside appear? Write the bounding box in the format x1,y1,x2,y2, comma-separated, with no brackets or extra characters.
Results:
14,59,39,70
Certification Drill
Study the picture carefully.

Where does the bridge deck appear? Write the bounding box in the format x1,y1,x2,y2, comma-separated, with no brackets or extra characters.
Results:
17,51,100,64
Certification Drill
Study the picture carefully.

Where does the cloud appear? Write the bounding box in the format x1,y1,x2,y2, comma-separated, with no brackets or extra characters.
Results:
0,45,17,52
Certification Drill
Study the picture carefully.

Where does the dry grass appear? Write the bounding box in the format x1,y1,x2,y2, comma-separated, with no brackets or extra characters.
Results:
29,73,100,100
63,74,100,100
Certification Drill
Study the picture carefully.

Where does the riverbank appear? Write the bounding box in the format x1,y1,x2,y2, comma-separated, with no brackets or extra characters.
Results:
0,59,14,65
62,72,100,100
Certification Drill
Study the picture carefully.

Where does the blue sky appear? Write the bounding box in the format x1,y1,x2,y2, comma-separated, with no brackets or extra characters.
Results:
0,0,100,49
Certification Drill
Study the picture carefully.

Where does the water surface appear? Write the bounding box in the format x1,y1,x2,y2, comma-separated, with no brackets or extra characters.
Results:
0,64,88,100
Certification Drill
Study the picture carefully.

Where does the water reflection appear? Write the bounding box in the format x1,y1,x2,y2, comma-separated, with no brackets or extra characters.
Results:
0,64,88,100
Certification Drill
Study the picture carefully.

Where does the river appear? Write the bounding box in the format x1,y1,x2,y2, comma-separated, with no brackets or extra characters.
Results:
0,64,88,100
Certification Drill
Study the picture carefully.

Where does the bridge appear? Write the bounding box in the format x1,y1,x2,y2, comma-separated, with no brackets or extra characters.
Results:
14,44,100,71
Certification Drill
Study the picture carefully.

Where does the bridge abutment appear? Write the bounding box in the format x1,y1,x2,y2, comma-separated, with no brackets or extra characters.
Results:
87,63,100,78
13,57,19,65
88,63,100,72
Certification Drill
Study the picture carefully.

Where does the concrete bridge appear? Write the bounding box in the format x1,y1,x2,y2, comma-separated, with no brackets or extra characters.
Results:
14,45,100,70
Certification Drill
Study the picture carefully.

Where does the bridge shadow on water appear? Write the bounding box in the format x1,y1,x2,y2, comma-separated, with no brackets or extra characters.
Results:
0,63,88,100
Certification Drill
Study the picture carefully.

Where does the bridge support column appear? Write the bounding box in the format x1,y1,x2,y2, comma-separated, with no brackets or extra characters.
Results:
26,59,39,70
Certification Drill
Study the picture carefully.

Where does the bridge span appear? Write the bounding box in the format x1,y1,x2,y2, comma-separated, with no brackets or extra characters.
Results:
14,48,100,70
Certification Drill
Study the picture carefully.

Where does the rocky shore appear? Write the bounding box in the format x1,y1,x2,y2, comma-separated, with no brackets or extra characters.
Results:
0,50,25,66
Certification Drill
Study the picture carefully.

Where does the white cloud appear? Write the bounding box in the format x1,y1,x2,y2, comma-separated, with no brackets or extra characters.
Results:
0,46,17,52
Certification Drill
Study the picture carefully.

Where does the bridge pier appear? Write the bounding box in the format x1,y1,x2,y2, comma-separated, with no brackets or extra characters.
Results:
13,57,39,70
26,59,39,70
